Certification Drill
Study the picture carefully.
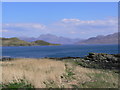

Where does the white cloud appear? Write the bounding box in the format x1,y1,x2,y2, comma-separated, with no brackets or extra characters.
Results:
61,18,117,26
62,18,80,22
0,29,9,32
2,23,46,37
2,17,118,38
3,23,46,30
46,17,118,38
70,31,77,34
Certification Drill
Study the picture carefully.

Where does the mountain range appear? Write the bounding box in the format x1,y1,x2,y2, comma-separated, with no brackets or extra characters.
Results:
19,32,119,45
19,34,82,44
77,32,119,44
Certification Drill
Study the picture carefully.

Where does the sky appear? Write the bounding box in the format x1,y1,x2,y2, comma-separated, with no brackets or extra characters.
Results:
2,2,118,39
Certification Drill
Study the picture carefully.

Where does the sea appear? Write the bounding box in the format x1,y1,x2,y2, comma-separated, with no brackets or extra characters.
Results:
1,45,119,58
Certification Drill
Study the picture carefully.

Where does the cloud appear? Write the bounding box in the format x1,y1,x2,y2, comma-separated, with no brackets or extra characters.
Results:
62,18,80,22
2,23,46,37
48,17,117,38
3,23,45,30
61,17,117,26
2,17,118,38
0,29,9,32
70,31,77,34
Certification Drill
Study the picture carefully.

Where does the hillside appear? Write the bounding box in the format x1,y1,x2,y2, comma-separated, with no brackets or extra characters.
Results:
1,37,33,46
77,32,119,44
1,37,60,46
33,40,60,46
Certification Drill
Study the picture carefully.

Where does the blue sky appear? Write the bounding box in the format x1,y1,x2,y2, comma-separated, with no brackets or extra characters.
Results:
2,2,118,39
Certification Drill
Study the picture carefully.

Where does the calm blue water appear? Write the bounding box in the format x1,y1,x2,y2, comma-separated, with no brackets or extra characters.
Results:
1,45,118,58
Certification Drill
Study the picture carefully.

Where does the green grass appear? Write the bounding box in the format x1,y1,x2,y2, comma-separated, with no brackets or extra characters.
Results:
79,81,115,88
62,64,75,81
1,79,34,89
69,72,118,88
62,60,118,88
1,37,60,46
79,71,118,88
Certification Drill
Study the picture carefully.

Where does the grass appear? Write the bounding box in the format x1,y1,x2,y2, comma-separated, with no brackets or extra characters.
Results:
62,58,119,73
1,37,60,46
1,79,34,89
0,58,119,88
43,80,59,88
62,64,75,81
1,58,65,88
79,72,118,88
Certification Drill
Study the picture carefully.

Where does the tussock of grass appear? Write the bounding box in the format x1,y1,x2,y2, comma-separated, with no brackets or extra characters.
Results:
0,58,118,88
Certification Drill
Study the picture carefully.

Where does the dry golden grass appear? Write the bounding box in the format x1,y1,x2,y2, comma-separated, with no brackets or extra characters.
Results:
1,58,65,88
0,58,118,88
0,61,1,86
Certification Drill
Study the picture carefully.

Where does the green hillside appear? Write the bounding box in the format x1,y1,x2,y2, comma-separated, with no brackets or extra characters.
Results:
33,40,59,46
1,37,60,46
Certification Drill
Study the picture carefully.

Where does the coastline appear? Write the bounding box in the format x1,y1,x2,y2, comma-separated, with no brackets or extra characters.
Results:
1,53,119,70
0,44,61,47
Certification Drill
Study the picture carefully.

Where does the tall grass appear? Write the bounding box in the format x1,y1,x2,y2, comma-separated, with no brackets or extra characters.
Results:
0,58,118,88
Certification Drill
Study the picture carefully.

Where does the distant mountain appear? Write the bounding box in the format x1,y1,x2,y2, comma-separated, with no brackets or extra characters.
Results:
19,34,82,44
77,32,119,44
38,34,82,44
1,37,60,46
18,37,37,42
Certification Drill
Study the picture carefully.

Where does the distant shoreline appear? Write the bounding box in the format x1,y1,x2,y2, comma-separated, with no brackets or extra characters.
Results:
1,44,61,47
1,44,118,47
1,37,61,46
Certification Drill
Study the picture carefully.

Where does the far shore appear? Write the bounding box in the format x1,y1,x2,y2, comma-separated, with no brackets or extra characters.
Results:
1,44,61,47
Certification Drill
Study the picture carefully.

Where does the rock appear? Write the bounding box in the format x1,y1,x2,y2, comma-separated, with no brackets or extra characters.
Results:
85,53,118,61
83,53,119,70
0,56,14,61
